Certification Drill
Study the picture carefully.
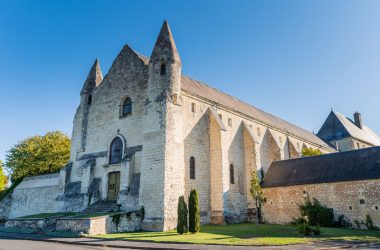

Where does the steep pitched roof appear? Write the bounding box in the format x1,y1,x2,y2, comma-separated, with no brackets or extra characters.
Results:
333,111,380,146
181,75,333,149
262,146,380,188
136,50,332,150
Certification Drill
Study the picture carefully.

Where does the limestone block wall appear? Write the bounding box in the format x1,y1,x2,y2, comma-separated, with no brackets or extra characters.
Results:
262,179,380,227
0,195,11,220
330,137,373,152
68,46,148,212
9,174,63,218
183,102,210,224
180,92,334,225
56,217,107,235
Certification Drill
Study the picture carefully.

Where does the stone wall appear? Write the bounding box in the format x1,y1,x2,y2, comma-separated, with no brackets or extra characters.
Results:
56,217,107,235
5,218,48,231
0,195,11,221
331,137,373,152
9,174,63,218
262,179,380,227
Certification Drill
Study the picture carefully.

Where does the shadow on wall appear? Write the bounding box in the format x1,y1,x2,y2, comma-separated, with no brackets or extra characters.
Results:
225,123,247,222
184,111,210,223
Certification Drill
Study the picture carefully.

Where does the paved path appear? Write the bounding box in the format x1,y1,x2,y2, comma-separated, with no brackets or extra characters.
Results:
0,238,124,250
1,232,380,249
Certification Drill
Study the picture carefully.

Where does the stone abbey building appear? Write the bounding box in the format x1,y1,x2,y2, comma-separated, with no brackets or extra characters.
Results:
6,21,380,231
66,21,334,230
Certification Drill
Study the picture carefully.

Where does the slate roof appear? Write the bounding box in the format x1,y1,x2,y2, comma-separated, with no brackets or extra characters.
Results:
333,111,380,146
181,75,333,149
134,50,333,150
262,146,380,188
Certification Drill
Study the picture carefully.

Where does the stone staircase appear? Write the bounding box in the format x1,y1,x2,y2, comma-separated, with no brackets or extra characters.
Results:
82,200,119,214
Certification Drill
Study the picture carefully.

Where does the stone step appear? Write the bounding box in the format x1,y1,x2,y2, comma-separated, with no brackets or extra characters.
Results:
82,200,119,214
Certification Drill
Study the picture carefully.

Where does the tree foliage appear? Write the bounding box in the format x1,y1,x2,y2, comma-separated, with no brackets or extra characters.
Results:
301,148,323,157
189,189,200,233
5,131,70,182
177,195,188,234
250,171,265,223
0,161,8,191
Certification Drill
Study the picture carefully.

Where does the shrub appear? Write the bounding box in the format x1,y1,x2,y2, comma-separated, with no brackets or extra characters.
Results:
333,214,352,228
293,196,336,236
293,217,321,236
177,195,188,234
189,189,200,233
299,197,334,227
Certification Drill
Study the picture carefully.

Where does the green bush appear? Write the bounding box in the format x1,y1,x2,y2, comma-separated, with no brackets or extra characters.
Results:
177,195,188,234
333,214,352,228
292,217,322,236
299,197,334,227
189,189,200,233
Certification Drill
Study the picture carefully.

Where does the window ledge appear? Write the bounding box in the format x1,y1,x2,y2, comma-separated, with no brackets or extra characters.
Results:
104,163,122,168
119,113,132,119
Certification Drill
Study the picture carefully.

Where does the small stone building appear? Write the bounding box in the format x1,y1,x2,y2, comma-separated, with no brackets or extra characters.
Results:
0,21,335,231
262,146,380,227
317,111,380,151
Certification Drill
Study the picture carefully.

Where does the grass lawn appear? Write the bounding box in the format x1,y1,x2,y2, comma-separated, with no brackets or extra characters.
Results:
95,223,380,246
20,212,77,219
71,212,117,218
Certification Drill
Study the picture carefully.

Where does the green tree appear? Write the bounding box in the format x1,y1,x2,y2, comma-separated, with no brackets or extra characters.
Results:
250,171,265,223
177,195,188,234
189,189,200,233
0,161,8,191
301,148,323,157
6,131,70,182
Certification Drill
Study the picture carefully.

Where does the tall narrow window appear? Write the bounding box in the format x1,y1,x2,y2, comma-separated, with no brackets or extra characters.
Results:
87,95,92,105
109,137,123,164
191,103,195,113
190,157,195,179
257,127,261,137
229,164,235,184
122,97,132,116
160,63,166,75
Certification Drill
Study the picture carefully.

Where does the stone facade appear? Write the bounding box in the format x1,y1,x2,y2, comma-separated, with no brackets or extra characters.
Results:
0,195,11,221
1,21,336,231
263,179,380,227
8,174,63,219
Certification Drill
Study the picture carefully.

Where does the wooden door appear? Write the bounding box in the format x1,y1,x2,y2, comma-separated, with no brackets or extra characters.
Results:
107,172,120,201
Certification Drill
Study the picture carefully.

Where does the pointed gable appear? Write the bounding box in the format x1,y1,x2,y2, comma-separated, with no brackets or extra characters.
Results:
318,111,380,146
106,44,148,78
317,111,350,142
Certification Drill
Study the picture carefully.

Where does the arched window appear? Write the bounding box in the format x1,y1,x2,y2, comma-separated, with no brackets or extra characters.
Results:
229,164,235,184
122,97,132,116
160,63,166,76
109,137,123,164
87,95,92,105
190,157,195,179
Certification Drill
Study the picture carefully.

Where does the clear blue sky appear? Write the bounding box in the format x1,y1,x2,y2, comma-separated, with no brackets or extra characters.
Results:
1,0,380,162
